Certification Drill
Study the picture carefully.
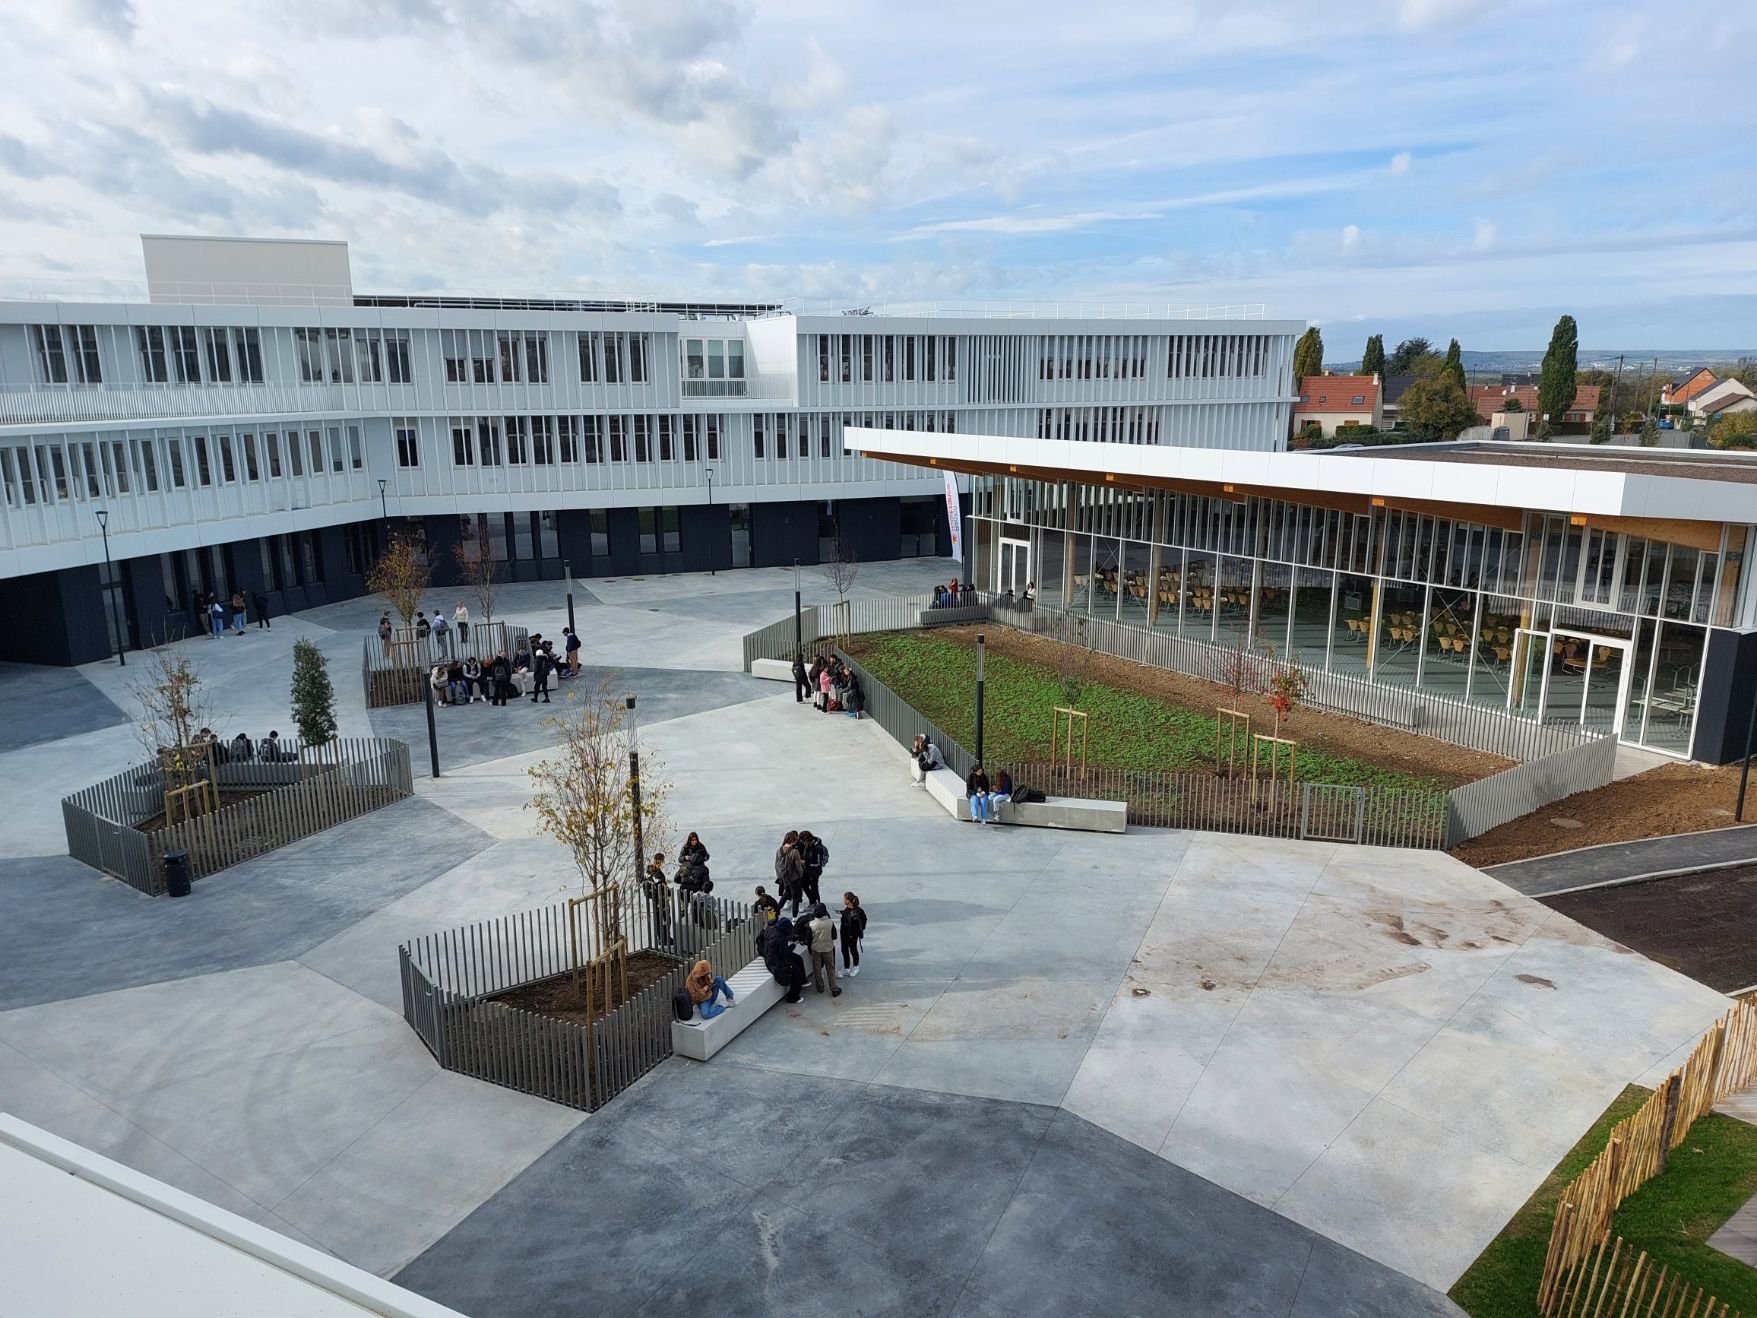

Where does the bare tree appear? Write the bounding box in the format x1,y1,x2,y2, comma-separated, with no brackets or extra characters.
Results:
1208,635,1263,708
366,534,430,630
453,515,503,626
1056,612,1088,710
129,651,217,816
526,679,672,1007
822,534,860,641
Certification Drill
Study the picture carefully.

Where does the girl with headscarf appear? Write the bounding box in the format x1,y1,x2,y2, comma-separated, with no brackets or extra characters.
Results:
685,959,734,1020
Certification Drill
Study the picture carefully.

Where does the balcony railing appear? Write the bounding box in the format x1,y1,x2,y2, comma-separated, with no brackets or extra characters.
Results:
0,384,348,428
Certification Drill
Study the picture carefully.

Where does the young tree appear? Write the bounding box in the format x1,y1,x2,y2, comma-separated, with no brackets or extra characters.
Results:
1537,314,1579,437
528,679,671,897
822,534,860,639
367,534,430,629
129,651,216,814
452,515,502,626
1265,654,1308,739
289,638,338,746
1589,412,1613,444
1386,337,1434,375
1398,376,1482,439
1502,396,1524,413
1292,327,1325,381
1638,415,1660,448
1055,613,1088,710
1710,412,1757,450
1360,334,1386,378
1443,338,1466,392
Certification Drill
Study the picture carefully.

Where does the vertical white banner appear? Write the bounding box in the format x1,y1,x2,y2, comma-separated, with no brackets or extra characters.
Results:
944,469,963,564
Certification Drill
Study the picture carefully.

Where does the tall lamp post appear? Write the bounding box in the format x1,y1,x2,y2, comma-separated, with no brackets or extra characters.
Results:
974,632,987,768
1737,680,1757,823
793,559,803,661
626,695,643,884
563,558,576,636
94,510,125,666
423,669,440,779
705,467,716,576
377,479,388,546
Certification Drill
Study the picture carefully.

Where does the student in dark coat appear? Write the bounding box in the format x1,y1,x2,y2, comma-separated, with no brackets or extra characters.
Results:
792,653,810,704
253,591,270,629
530,645,554,703
759,917,807,1003
840,891,868,977
489,650,513,707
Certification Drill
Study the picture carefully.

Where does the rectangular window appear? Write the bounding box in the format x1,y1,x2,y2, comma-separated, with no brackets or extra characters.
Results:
661,506,680,553
32,326,68,384
861,335,873,382
70,325,101,384
385,333,411,384
203,327,233,383
538,511,558,559
578,332,599,382
708,340,725,381
327,426,344,473
682,416,697,462
658,415,674,462
753,415,765,460
904,336,916,381
590,508,608,557
107,439,130,495
686,338,705,382
604,334,622,384
505,415,528,465
233,327,264,382
308,429,324,474
633,415,650,462
777,415,788,460
242,433,259,481
295,328,323,383
609,416,626,462
630,334,647,383
818,334,830,384
728,339,744,382
525,333,548,384
821,420,832,458
356,332,382,384
137,327,169,383
558,415,578,463
135,438,159,492
347,424,362,470
583,415,603,463
324,328,355,384
218,434,236,482
944,336,956,381
498,332,522,384
477,418,502,466
265,432,282,479
513,512,535,560
706,415,719,461
444,331,467,383
452,422,474,466
471,330,493,384
288,430,305,477
639,507,658,555
396,419,419,468
531,415,554,464
193,436,212,486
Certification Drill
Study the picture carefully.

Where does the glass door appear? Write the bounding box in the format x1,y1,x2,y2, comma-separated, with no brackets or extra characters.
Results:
1509,628,1547,717
998,538,1030,598
1548,630,1632,736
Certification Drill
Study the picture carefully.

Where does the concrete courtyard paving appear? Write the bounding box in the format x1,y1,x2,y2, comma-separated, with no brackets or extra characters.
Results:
0,560,1734,1310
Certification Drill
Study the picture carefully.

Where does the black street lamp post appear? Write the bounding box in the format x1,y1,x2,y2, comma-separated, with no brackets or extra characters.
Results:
706,467,716,576
95,510,125,666
564,559,576,636
626,695,643,884
793,559,802,661
1737,677,1757,822
423,669,440,779
974,632,987,768
377,479,388,544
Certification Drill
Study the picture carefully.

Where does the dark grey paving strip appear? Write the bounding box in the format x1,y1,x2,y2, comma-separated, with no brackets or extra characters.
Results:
0,662,128,753
0,796,492,1011
394,1060,1460,1318
1484,825,1757,897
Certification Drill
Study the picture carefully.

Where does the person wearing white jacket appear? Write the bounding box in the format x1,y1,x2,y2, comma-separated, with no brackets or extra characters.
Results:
454,602,470,643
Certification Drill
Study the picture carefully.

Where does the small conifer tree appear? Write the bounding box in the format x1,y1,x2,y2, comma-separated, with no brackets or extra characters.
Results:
290,638,338,746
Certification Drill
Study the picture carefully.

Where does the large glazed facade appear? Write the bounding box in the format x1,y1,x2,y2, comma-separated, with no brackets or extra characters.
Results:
850,428,1757,763
0,239,1299,664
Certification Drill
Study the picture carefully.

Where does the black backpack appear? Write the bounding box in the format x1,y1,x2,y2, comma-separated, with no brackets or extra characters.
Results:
672,986,694,1021
810,839,829,869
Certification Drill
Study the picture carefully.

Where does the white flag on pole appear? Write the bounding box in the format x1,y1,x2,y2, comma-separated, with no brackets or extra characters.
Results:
943,470,963,563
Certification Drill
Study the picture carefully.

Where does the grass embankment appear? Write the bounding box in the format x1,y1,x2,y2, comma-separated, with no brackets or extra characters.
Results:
849,631,1450,791
1450,1085,1757,1316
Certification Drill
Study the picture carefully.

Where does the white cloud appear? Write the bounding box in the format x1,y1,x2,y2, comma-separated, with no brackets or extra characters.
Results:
1474,218,1497,251
1342,224,1362,252
1390,151,1413,174
1396,0,1504,33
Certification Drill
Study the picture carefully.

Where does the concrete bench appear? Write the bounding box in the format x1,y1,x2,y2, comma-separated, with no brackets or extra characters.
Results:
920,765,1126,834
751,658,795,683
671,957,786,1061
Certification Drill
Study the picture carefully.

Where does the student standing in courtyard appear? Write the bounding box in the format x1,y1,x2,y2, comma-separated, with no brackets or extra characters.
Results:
806,902,841,996
378,613,393,657
563,626,581,677
230,590,247,634
792,652,810,704
431,610,451,658
799,830,828,910
253,590,270,629
453,601,469,643
840,892,867,977
489,649,513,706
530,643,554,704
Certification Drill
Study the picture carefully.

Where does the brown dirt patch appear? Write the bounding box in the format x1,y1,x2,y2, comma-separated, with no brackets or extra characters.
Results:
913,624,1510,789
135,788,273,832
490,950,681,1026
1544,866,1757,992
1451,762,1746,867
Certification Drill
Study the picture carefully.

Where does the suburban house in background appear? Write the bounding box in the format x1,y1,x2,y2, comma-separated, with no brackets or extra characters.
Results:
1466,383,1601,428
1294,373,1382,436
1380,373,1419,429
1662,367,1720,410
1688,378,1757,422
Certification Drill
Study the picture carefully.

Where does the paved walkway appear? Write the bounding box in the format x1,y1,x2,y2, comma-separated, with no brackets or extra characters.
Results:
1485,825,1757,897
0,561,1734,1308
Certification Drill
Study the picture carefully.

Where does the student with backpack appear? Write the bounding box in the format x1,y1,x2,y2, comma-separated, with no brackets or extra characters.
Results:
758,917,807,1004
798,830,829,910
806,903,842,997
840,892,867,977
753,885,781,923
774,831,805,917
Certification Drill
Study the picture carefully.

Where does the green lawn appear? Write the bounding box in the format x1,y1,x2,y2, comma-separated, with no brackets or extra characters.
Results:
1450,1085,1757,1317
849,631,1446,791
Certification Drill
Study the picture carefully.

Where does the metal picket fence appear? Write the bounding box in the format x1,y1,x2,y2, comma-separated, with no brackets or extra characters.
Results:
1445,734,1619,847
742,593,966,671
62,738,414,895
361,621,527,707
399,890,758,1112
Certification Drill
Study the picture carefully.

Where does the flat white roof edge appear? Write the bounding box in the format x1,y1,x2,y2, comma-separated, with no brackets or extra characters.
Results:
0,1113,465,1318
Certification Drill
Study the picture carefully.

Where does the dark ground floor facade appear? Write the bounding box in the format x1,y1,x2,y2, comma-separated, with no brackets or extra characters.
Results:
0,492,959,666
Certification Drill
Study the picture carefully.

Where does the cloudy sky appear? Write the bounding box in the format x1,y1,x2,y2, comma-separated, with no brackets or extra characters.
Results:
1,0,1753,349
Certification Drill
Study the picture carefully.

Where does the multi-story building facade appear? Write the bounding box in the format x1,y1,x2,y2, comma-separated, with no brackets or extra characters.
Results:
0,236,1300,665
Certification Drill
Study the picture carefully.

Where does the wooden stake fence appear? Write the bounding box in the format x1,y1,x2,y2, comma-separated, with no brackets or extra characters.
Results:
1539,998,1757,1315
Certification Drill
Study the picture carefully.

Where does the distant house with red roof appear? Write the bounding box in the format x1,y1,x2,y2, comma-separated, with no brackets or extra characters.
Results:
1662,368,1718,408
1293,374,1381,437
1466,383,1601,426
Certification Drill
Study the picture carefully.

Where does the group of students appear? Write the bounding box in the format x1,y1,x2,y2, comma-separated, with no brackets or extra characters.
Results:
908,734,1017,824
644,832,717,948
194,590,270,637
198,727,294,763
412,628,581,708
791,654,866,717
754,890,868,1004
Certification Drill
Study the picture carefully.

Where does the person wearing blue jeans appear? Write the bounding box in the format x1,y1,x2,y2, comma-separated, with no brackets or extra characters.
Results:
966,763,993,824
686,960,735,1020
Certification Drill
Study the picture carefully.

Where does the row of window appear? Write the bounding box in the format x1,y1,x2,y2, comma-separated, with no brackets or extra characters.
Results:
1037,407,1163,445
32,325,103,385
1037,335,1151,381
0,425,364,506
443,414,721,468
814,334,958,385
137,326,267,385
683,337,746,396
295,328,414,385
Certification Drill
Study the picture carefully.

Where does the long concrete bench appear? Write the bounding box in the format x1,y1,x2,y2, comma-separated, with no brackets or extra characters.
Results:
670,957,787,1061
751,658,795,682
919,765,1126,834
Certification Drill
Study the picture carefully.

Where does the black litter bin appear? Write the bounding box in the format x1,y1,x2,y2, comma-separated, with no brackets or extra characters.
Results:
163,849,192,898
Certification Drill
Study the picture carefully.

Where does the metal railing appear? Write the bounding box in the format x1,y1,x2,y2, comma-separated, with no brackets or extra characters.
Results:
741,593,957,671
399,890,758,1112
62,738,413,895
790,301,1270,321
1445,735,1619,847
0,382,352,426
361,621,526,707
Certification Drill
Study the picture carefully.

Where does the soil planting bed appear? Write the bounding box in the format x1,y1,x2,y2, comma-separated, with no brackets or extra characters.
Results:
135,788,272,833
1452,762,1746,867
848,625,1508,790
1545,866,1757,992
490,949,681,1026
